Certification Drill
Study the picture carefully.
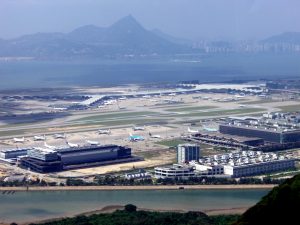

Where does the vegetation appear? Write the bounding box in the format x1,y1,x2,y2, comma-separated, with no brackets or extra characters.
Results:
240,99,281,105
234,174,300,225
99,118,166,126
155,138,186,147
28,205,239,225
66,175,284,186
73,111,158,122
170,108,265,118
165,106,217,112
278,104,300,112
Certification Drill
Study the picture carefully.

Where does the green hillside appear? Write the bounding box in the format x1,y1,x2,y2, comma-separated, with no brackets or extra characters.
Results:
234,174,300,225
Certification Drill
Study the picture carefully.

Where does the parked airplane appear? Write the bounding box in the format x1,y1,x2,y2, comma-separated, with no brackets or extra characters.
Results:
149,132,161,139
133,126,145,131
34,135,46,141
86,140,99,145
235,94,246,99
104,100,117,105
44,142,56,150
53,133,66,139
129,133,144,142
188,127,199,133
13,137,25,143
66,141,79,148
98,129,111,134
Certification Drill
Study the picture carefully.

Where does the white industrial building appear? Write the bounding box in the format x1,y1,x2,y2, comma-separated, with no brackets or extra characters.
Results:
177,143,200,164
222,159,295,177
0,148,29,159
192,151,296,178
27,148,59,161
154,164,195,179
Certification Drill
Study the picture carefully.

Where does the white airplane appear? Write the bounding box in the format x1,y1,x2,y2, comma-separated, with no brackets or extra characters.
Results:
235,94,246,99
98,129,111,134
142,95,151,99
86,140,99,145
44,142,56,150
53,107,67,111
13,137,25,143
133,126,145,131
104,100,117,105
53,133,66,139
149,133,161,139
188,127,199,133
66,141,79,148
34,135,46,141
119,97,127,100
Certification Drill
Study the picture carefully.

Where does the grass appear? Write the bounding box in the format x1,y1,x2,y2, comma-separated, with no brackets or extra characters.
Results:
73,111,159,122
170,108,266,118
240,99,281,105
277,104,300,112
165,106,218,112
155,139,186,147
98,119,166,126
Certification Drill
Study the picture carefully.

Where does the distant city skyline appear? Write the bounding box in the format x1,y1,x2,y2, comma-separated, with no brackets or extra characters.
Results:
0,0,299,41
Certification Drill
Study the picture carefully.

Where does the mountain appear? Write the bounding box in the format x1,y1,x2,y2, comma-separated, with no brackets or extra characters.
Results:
0,15,192,58
234,174,300,225
151,28,192,45
261,32,300,44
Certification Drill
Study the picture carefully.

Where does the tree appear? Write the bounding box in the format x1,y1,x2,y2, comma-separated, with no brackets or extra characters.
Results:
124,204,137,212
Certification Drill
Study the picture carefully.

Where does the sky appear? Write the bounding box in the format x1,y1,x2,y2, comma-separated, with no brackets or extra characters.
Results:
0,0,299,41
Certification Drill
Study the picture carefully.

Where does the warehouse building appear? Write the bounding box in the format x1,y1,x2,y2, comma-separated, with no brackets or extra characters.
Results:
219,124,300,144
219,113,300,144
223,159,295,177
0,148,30,160
193,151,296,178
20,144,140,173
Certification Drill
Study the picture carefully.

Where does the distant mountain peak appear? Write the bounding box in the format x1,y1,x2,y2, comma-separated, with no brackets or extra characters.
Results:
111,14,144,31
0,15,191,58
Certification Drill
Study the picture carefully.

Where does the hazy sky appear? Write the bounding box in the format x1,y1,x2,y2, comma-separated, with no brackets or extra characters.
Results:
0,0,299,40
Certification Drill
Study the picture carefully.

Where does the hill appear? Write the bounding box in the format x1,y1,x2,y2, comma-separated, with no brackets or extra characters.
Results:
234,174,300,225
261,32,300,44
0,15,192,58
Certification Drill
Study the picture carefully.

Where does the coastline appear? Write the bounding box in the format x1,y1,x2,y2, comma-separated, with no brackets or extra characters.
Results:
21,205,248,225
0,184,276,191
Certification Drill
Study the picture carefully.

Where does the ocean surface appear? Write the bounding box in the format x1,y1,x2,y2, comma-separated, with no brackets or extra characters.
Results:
0,53,299,90
0,189,269,223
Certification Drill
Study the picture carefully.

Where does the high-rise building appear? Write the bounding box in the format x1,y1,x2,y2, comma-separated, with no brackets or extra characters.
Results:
177,143,200,164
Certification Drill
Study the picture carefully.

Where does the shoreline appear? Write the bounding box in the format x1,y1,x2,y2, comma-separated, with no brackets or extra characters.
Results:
21,205,248,225
0,184,276,191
